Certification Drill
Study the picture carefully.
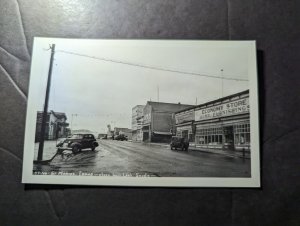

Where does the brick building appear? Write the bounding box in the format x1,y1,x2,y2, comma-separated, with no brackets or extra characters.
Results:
141,101,193,143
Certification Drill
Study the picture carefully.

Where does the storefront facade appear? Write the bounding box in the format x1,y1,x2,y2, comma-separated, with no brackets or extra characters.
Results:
141,101,193,143
132,105,145,142
175,90,250,151
175,109,195,142
194,90,250,151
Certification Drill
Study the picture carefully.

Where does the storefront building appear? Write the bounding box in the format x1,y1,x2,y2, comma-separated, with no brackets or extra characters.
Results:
175,90,250,151
131,105,145,141
174,108,195,143
141,101,193,143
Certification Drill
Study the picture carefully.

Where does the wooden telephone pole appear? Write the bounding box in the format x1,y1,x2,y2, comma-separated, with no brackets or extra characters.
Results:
37,44,56,161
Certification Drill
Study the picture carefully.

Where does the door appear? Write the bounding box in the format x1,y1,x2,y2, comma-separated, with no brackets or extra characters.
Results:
181,130,189,140
143,132,149,142
223,126,234,150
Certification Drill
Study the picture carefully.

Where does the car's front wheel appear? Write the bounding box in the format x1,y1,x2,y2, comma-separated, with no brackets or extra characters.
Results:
72,145,81,154
91,145,96,151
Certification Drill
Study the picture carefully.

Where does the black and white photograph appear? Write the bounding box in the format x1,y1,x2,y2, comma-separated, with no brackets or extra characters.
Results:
22,38,260,187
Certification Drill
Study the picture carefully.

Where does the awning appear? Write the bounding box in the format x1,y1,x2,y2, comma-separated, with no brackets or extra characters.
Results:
153,131,172,136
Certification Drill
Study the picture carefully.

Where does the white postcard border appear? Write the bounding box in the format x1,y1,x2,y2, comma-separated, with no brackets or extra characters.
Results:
22,38,260,187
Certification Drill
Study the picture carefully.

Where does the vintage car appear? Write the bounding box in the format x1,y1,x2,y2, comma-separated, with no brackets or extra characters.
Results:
114,134,128,141
56,134,99,154
170,136,189,151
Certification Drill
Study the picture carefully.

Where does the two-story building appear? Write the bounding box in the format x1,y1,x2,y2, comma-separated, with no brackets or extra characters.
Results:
141,101,193,143
35,110,69,142
131,105,145,141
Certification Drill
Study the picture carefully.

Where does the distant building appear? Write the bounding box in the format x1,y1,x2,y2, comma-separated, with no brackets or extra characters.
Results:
114,127,132,140
97,133,107,139
175,90,250,151
35,110,69,142
131,105,145,141
141,102,193,143
107,124,114,139
72,129,92,134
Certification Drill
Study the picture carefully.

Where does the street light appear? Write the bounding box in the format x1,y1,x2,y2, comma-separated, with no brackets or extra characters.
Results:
221,69,224,98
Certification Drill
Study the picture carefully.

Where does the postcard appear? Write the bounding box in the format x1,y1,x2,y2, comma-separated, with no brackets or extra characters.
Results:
22,38,260,187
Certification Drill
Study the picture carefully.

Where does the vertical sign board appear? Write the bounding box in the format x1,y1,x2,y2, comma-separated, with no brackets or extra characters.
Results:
175,110,194,124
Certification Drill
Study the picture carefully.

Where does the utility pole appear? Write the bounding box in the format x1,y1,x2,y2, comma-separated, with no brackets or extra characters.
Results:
37,44,56,161
157,85,159,102
221,69,224,98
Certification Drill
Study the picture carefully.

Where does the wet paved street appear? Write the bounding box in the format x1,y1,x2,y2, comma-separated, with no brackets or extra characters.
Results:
33,140,251,177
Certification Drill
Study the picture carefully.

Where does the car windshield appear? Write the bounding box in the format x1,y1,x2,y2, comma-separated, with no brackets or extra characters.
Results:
70,134,83,139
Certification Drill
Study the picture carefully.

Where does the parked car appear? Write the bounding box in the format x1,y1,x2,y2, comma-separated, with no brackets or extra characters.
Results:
114,134,128,141
170,136,189,151
56,134,99,154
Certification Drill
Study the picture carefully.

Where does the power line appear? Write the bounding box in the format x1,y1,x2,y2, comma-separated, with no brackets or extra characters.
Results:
55,49,248,82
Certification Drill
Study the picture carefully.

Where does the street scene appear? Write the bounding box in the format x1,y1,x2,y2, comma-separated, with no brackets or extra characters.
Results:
33,139,250,177
27,39,256,181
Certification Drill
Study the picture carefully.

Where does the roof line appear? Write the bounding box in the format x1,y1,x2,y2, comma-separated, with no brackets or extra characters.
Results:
175,89,249,113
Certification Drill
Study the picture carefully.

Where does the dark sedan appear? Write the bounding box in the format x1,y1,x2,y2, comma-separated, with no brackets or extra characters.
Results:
56,134,99,154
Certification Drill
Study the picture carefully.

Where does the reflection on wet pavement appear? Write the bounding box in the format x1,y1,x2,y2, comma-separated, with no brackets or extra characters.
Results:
33,150,98,172
33,140,250,177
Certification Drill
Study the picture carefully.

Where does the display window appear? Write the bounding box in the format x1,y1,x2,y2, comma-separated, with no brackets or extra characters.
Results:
234,123,250,145
177,128,195,142
196,127,223,145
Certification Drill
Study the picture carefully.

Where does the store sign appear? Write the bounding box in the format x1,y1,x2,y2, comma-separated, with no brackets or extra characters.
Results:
195,97,249,121
177,125,192,132
175,110,193,124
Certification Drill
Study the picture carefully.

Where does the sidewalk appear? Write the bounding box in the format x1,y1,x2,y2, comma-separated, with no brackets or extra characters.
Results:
143,141,250,159
189,146,250,159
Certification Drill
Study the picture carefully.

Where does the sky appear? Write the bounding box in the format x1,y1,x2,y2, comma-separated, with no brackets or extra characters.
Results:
34,39,250,133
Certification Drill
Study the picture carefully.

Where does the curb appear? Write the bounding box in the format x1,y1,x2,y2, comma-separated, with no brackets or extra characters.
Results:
189,147,250,159
128,141,250,159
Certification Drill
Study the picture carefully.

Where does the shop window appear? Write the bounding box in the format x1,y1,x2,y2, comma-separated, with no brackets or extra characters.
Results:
234,123,250,145
245,133,250,143
188,133,195,142
196,126,223,145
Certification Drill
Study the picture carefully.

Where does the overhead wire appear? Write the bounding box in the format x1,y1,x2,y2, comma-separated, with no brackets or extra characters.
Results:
55,49,248,82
